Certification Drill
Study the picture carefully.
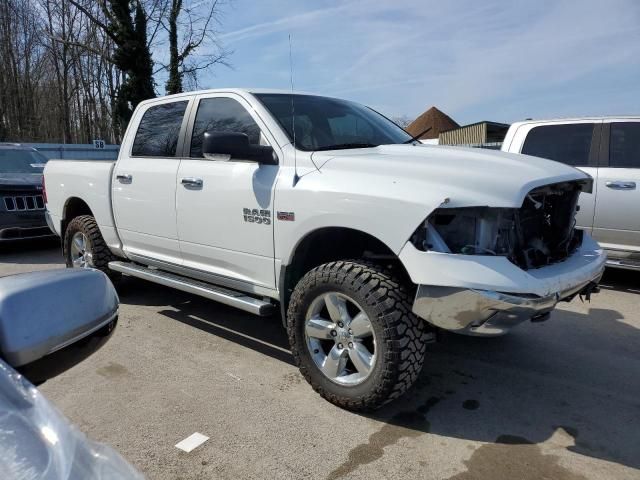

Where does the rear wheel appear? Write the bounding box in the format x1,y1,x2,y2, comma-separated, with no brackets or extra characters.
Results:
64,215,120,281
287,260,431,411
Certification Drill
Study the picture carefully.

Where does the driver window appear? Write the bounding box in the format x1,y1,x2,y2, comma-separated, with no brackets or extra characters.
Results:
190,97,263,158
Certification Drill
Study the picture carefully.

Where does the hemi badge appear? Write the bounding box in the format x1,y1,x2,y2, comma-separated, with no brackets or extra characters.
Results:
277,211,295,221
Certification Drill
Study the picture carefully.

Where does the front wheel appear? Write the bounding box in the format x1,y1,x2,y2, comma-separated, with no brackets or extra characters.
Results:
63,215,120,282
287,260,431,411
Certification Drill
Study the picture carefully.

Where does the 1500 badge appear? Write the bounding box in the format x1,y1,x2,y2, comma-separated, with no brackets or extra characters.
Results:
243,208,271,225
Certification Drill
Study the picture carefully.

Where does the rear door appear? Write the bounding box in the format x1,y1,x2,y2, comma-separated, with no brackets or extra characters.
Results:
592,120,640,252
112,97,192,264
175,93,280,289
520,121,602,233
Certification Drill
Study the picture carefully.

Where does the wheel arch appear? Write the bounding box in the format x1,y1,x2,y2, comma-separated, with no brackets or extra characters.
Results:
61,197,93,237
278,226,412,324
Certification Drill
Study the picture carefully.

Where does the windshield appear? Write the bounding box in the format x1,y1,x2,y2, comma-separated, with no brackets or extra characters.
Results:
254,93,412,151
0,149,48,174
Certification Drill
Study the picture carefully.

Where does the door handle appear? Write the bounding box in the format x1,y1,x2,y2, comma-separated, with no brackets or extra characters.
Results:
605,181,636,190
116,174,132,184
181,177,203,189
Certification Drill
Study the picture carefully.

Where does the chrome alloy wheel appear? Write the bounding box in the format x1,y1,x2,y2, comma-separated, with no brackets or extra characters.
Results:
305,292,377,386
70,232,93,268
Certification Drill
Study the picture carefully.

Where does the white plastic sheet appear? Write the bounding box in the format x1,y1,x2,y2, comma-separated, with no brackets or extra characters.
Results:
0,361,143,479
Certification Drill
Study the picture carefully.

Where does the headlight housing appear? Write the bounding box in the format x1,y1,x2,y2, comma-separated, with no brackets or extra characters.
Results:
410,181,585,270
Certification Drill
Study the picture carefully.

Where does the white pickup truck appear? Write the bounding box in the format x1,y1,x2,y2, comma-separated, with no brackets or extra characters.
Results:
44,89,605,410
502,117,640,270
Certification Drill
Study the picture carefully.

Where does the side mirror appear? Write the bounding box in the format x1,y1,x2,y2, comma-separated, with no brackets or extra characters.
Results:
203,132,277,165
0,269,118,385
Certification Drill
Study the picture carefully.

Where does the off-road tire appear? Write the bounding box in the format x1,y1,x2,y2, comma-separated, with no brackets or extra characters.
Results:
64,215,121,282
287,260,430,411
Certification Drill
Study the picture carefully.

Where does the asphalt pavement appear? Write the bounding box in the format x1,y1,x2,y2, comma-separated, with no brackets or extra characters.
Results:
2,239,639,479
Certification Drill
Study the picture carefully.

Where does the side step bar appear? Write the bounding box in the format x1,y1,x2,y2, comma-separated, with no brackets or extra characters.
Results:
606,258,640,271
108,261,274,316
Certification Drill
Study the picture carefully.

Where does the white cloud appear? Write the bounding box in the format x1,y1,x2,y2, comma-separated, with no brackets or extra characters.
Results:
197,0,640,123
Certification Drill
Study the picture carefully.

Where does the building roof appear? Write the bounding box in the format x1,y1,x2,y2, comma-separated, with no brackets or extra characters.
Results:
405,107,459,140
439,120,509,134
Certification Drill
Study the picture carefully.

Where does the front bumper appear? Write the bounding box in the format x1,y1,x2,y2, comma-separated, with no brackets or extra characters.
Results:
404,234,606,336
0,225,55,241
0,207,55,241
413,279,600,336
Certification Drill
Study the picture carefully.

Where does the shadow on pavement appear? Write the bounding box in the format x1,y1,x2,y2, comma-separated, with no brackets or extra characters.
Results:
362,304,640,476
0,237,60,263
119,277,293,365
118,272,640,475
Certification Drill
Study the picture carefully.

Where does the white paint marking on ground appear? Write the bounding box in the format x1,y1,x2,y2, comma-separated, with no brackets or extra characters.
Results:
175,432,209,453
226,372,242,381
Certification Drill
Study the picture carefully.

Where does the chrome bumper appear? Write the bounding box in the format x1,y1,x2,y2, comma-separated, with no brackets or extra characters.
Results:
412,277,602,337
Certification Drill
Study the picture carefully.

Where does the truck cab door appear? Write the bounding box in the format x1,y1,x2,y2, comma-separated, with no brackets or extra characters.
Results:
592,120,640,255
520,121,602,234
112,98,192,265
175,93,280,290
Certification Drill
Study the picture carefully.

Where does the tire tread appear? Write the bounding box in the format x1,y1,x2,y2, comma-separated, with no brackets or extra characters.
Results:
287,260,431,411
64,215,119,280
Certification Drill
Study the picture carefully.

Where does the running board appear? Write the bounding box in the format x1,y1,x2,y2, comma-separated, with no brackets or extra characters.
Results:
108,261,274,316
606,258,640,271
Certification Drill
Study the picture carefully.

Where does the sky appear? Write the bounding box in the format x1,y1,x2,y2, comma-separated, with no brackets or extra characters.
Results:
179,0,640,125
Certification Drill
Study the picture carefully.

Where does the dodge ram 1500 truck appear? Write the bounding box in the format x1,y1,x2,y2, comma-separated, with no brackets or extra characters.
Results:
44,89,605,410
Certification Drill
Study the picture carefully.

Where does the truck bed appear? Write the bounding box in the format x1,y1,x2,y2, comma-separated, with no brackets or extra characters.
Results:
44,160,120,252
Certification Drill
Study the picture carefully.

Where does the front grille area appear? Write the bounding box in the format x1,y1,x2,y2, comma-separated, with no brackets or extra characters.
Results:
511,182,583,270
413,180,589,271
4,194,45,211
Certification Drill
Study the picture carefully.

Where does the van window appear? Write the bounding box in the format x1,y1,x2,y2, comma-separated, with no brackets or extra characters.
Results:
190,97,261,157
132,101,188,157
610,122,640,168
522,123,595,167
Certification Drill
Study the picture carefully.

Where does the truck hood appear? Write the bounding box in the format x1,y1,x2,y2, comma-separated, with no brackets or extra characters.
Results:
311,144,591,208
0,173,43,191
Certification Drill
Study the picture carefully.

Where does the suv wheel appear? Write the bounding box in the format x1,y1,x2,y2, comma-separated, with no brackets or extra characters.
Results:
287,260,430,410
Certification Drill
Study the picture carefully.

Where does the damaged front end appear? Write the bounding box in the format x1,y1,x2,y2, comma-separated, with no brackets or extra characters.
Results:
407,179,605,336
411,180,589,270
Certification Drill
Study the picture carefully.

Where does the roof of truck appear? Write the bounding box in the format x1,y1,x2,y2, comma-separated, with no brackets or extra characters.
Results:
142,88,320,104
511,115,640,126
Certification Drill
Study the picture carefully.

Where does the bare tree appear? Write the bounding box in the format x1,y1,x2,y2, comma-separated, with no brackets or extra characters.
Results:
161,0,230,94
65,0,156,135
391,115,414,129
0,0,230,143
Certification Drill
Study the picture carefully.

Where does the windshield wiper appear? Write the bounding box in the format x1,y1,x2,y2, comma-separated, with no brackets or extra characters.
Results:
403,126,432,144
314,143,379,151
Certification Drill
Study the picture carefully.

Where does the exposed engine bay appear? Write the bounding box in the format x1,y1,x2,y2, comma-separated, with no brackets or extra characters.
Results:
411,180,590,270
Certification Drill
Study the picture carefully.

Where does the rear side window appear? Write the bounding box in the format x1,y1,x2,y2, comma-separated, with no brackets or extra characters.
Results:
132,101,188,157
522,123,595,167
609,122,640,168
190,97,261,157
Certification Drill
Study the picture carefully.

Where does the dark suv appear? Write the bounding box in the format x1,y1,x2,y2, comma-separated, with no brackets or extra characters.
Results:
0,144,54,241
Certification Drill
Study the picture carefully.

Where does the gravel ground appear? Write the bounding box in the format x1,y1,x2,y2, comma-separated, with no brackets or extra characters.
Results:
2,239,639,480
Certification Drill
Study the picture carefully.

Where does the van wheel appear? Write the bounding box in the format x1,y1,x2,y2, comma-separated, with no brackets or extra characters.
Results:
64,215,120,282
287,260,430,411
